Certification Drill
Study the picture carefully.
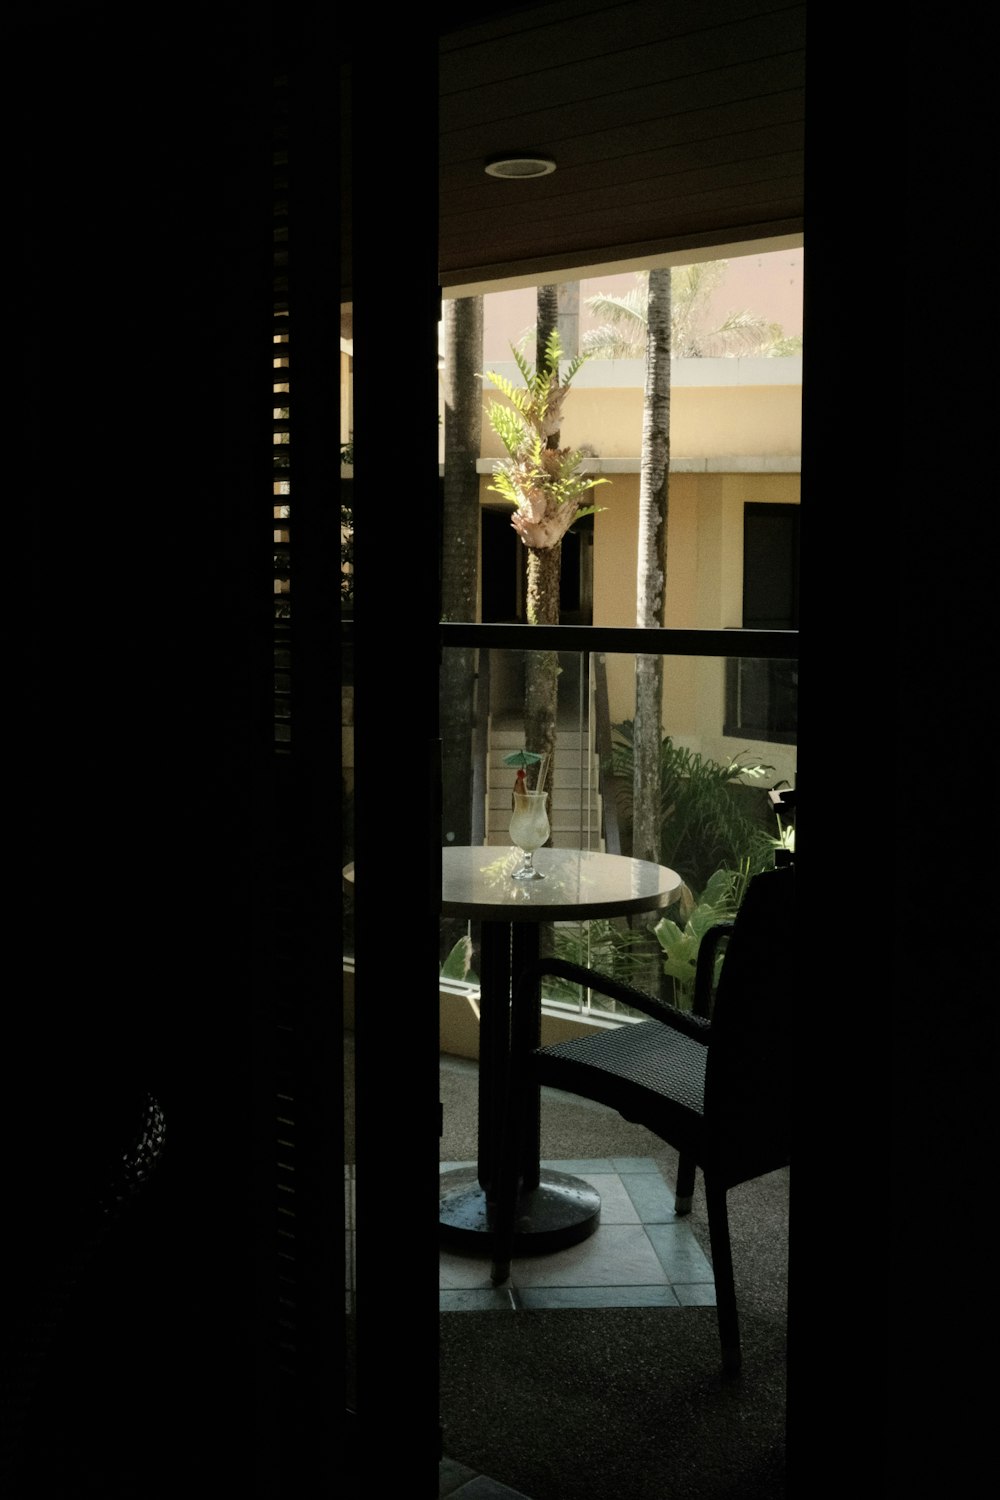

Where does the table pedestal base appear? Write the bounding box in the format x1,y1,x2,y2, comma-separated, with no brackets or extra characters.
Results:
439,1165,601,1254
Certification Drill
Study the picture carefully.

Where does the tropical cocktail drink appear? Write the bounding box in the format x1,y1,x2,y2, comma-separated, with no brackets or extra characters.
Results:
509,790,550,880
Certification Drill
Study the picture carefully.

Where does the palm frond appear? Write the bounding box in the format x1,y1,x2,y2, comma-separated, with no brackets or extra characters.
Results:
487,401,529,459
540,328,562,374
572,499,608,522
585,259,800,363
510,343,536,387
584,289,648,326
482,368,530,411
560,350,589,385
549,471,610,508
582,324,643,359
766,333,803,357
699,310,783,357
485,470,521,506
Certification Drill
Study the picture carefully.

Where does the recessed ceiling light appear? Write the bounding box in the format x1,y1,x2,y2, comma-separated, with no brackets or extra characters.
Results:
484,155,557,179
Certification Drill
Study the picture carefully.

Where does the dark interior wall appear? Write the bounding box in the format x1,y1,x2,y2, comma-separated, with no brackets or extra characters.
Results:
347,10,445,1486
16,2,270,1014
798,14,991,1492
12,3,276,1491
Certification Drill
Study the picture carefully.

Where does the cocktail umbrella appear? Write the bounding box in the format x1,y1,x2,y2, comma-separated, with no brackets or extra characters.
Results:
501,750,543,770
502,748,547,798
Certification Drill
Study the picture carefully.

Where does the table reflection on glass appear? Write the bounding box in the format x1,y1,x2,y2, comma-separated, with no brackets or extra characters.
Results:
440,845,682,1253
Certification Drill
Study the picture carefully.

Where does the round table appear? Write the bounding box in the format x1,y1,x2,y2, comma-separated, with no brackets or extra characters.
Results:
439,845,682,1253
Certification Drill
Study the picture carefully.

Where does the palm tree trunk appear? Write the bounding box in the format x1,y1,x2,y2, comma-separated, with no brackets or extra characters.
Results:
536,284,558,356
524,543,560,801
523,286,561,806
633,267,671,867
556,280,579,357
440,295,483,953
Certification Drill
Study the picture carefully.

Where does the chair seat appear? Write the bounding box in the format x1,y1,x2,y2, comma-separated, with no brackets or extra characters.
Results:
534,1019,706,1141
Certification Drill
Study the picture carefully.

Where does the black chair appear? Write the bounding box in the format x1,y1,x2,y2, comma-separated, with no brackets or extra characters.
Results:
489,863,794,1376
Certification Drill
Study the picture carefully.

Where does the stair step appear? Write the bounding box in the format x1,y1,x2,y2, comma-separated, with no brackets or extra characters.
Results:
489,730,591,752
490,750,600,770
485,804,602,828
489,817,602,832
486,712,605,853
490,760,595,782
485,832,606,851
488,785,602,806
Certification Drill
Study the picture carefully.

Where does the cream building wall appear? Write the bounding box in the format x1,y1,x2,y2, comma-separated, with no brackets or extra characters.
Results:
478,356,802,461
591,470,798,784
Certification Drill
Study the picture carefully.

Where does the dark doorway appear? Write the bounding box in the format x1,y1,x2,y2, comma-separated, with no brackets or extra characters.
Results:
480,507,593,624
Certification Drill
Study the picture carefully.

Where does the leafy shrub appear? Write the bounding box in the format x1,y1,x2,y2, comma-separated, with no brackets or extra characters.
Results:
608,722,779,892
653,864,750,1009
546,918,658,1009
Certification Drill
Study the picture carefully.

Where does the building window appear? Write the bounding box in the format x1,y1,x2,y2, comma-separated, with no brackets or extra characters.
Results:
724,503,798,744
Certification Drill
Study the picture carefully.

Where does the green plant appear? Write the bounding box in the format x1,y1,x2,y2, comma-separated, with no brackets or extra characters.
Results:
609,722,778,893
440,934,478,985
652,864,751,1009
481,330,610,551
769,788,796,858
546,919,658,1008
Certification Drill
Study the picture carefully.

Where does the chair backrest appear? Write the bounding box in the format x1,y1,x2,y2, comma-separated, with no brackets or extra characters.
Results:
702,865,795,1168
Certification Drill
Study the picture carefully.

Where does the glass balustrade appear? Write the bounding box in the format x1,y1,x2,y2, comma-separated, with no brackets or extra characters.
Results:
342,640,796,1024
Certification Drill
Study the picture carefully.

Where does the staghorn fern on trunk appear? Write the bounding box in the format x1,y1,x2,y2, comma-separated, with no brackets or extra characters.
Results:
480,330,610,553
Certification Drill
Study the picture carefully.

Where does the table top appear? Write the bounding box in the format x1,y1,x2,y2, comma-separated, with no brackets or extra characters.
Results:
440,845,682,922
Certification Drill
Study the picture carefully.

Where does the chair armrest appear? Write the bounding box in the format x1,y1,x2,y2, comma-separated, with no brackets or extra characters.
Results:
692,920,735,1019
515,957,712,1044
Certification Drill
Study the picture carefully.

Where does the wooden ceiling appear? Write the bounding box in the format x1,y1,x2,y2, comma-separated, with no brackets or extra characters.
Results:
341,0,805,309
438,0,805,293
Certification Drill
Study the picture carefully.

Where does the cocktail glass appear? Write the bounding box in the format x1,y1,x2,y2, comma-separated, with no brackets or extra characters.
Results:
509,789,550,880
